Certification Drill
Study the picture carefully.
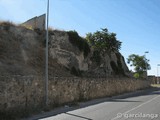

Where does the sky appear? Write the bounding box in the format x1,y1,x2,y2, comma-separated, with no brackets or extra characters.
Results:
0,0,160,76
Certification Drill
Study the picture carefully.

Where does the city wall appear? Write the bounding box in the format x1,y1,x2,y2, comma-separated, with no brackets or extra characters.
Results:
21,14,46,30
0,76,150,117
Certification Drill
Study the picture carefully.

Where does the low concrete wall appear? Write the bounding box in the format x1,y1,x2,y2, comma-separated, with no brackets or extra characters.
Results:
0,76,150,117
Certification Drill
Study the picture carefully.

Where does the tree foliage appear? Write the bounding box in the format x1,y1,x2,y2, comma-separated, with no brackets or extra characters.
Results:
86,28,122,52
127,54,151,78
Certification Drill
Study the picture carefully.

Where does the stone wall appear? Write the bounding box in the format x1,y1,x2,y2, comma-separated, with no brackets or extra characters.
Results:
148,76,160,84
0,76,150,117
22,14,46,30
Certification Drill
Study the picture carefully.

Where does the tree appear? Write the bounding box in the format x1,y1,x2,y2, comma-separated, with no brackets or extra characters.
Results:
86,28,122,53
127,54,151,78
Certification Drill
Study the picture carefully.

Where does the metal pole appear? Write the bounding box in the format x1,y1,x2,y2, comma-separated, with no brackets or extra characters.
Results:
157,65,159,84
157,64,160,84
45,0,49,106
144,51,149,80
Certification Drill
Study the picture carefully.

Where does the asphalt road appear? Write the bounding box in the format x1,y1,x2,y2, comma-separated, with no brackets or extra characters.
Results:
28,88,160,120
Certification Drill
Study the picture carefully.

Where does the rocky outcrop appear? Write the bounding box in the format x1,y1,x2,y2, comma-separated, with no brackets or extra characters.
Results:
49,30,129,77
49,31,89,71
0,22,129,77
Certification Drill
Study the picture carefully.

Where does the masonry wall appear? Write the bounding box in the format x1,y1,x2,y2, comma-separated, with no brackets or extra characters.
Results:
22,14,45,30
149,76,160,84
0,76,150,117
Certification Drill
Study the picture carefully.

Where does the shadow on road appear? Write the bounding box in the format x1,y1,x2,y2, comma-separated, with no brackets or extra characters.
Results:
109,99,141,102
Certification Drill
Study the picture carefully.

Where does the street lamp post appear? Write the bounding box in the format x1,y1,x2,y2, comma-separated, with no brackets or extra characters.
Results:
144,51,149,80
157,64,160,84
45,0,49,106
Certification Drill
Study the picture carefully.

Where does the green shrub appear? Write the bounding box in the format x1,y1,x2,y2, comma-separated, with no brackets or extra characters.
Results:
67,31,90,58
134,73,140,79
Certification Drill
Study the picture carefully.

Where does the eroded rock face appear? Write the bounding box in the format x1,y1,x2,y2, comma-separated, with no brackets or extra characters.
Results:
49,31,89,71
0,22,129,77
49,30,129,77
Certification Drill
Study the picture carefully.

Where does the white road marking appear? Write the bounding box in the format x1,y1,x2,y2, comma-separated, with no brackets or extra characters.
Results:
111,94,160,120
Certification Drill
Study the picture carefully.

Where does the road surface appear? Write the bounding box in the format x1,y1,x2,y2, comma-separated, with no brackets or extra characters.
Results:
28,88,160,120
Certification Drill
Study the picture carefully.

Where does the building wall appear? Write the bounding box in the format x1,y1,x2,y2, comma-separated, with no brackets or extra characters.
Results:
22,14,46,30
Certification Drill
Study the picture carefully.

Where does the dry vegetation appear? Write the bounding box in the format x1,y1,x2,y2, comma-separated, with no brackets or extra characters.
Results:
0,20,16,26
0,21,73,76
